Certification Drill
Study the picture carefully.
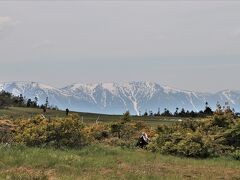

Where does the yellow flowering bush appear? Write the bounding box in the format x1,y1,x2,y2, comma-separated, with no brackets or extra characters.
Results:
150,114,240,158
83,123,110,141
14,114,89,148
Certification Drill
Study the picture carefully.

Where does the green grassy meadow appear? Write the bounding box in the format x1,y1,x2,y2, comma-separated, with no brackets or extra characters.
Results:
0,144,240,180
0,107,192,127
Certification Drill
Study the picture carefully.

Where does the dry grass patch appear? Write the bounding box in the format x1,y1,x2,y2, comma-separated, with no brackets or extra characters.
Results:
0,167,56,180
112,158,240,179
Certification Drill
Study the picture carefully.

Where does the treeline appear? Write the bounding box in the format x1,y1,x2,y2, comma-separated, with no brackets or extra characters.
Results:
0,90,57,110
0,91,25,108
142,102,236,118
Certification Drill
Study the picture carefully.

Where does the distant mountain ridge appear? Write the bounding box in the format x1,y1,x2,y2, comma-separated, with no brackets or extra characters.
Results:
0,81,239,115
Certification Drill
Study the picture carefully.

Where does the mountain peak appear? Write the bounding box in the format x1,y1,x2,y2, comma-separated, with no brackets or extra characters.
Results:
1,81,240,114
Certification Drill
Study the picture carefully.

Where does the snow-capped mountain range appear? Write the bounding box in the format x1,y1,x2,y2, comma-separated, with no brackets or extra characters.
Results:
0,81,240,115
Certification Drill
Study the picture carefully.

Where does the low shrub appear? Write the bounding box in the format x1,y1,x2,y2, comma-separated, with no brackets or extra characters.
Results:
14,114,89,148
153,126,211,158
150,114,240,158
175,133,210,158
84,123,110,141
0,120,16,144
232,150,240,160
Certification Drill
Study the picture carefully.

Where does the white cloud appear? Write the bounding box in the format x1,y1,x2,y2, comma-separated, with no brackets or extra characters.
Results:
0,16,19,31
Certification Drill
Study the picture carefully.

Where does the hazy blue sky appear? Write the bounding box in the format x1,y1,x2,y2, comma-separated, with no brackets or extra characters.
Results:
0,1,240,92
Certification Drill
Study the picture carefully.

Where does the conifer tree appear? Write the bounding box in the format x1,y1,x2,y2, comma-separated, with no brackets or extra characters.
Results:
122,111,131,122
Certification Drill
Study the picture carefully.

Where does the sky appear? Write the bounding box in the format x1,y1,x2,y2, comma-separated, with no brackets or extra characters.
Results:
0,1,240,92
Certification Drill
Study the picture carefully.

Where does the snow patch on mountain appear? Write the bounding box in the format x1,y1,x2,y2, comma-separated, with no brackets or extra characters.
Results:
0,81,240,114
222,90,235,105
